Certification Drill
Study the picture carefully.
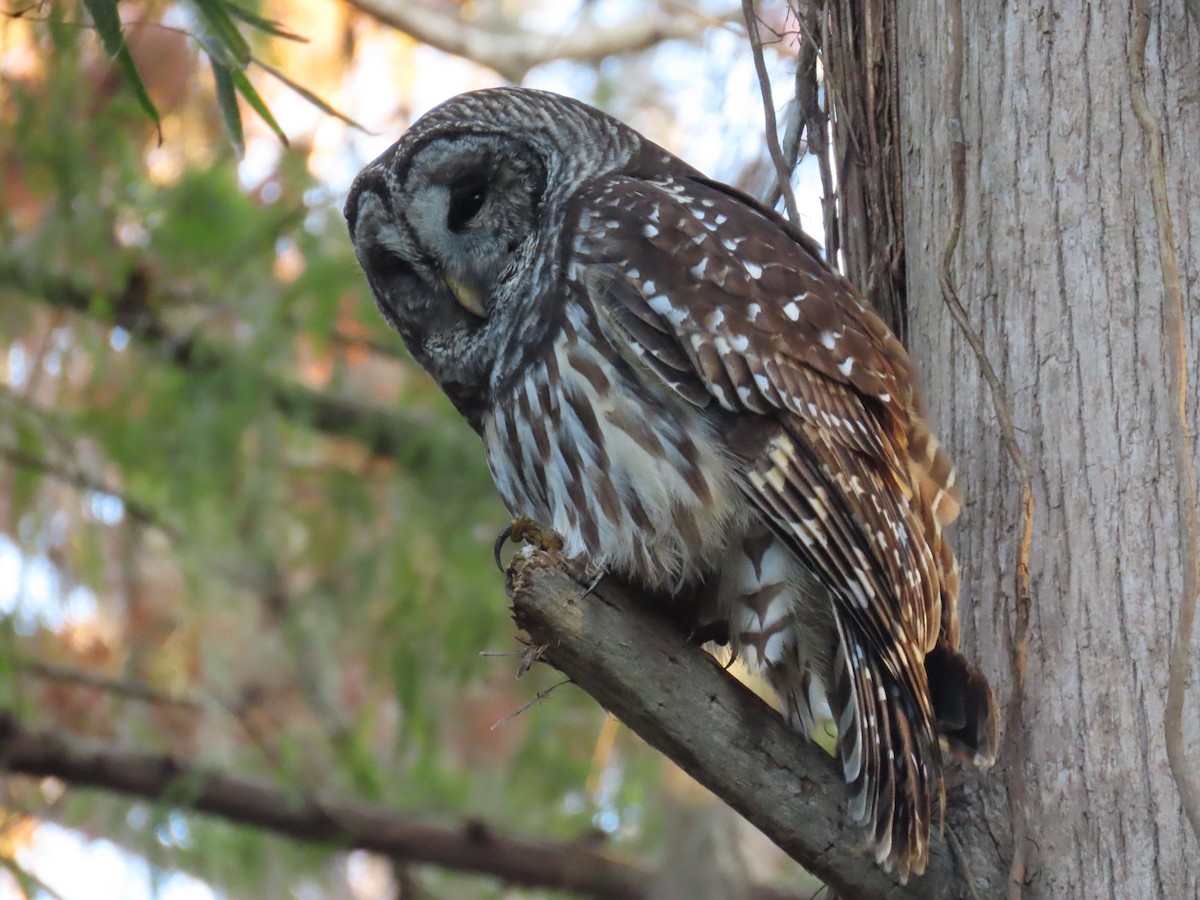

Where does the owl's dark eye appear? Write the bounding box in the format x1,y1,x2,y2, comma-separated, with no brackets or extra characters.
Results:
447,173,488,232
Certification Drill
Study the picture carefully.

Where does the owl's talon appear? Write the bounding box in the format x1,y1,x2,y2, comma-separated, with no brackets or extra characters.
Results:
493,523,514,571
686,620,737,670
688,619,731,648
579,565,606,599
495,516,565,571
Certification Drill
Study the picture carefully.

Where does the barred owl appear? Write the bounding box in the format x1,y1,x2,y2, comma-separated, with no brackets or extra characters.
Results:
345,88,998,880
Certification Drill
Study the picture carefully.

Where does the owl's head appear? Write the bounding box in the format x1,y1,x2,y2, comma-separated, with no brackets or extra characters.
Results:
344,88,650,425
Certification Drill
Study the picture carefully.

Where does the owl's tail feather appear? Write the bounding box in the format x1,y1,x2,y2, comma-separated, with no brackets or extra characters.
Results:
925,640,1000,766
831,613,940,883
907,419,964,649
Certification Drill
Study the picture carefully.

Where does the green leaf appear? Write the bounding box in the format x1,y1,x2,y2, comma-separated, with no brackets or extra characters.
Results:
227,4,308,42
81,0,161,133
121,67,163,141
191,0,252,68
210,59,245,157
80,0,123,57
231,69,288,146
255,59,371,133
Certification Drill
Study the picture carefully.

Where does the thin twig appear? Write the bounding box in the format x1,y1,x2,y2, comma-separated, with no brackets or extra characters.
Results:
328,330,406,360
743,0,801,222
17,309,63,402
936,2,1034,897
1128,0,1200,846
16,659,203,711
490,678,570,731
0,444,173,536
800,3,839,263
760,4,819,214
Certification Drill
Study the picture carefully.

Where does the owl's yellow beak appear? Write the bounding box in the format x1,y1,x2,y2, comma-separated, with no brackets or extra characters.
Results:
444,275,488,319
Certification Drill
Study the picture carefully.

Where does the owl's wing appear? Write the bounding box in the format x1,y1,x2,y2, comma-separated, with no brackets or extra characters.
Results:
571,174,967,875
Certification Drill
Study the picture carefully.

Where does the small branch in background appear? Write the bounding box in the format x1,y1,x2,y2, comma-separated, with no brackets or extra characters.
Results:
0,443,173,537
0,259,448,466
323,325,409,363
742,0,801,223
0,709,639,897
16,659,203,712
758,7,819,215
789,2,839,266
507,551,1008,899
392,861,419,900
489,678,570,731
345,0,741,84
936,2,1034,897
0,710,806,900
15,308,65,402
1128,0,1200,847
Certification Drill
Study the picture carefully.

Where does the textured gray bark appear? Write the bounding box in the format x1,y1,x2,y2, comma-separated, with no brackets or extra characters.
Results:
898,1,1200,896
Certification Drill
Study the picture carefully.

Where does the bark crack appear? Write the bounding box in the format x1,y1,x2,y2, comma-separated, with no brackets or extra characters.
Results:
1128,0,1200,851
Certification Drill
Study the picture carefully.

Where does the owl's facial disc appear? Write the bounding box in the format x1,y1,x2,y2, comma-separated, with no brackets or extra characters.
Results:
402,134,546,321
346,129,551,427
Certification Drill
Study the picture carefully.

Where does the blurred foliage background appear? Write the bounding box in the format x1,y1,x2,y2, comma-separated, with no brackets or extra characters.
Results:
0,1,823,896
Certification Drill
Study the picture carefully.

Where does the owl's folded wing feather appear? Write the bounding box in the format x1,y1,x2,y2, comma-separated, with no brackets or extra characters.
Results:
572,175,951,648
572,174,965,876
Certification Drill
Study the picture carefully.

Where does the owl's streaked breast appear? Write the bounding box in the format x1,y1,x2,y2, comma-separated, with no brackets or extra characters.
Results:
483,300,836,735
483,301,741,591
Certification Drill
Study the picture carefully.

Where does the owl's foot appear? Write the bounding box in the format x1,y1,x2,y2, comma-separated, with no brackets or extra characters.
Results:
688,620,738,670
494,518,604,595
688,619,731,648
494,516,564,571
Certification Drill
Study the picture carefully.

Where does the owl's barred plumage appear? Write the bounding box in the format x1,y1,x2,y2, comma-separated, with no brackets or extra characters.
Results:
345,87,998,881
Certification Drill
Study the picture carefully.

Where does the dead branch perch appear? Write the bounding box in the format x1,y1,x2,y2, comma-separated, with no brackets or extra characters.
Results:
508,550,1009,899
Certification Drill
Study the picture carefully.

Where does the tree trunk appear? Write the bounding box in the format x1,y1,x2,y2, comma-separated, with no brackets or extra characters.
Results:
895,1,1200,896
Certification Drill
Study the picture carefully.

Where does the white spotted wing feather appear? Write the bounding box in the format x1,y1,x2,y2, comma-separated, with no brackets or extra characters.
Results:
572,174,981,879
